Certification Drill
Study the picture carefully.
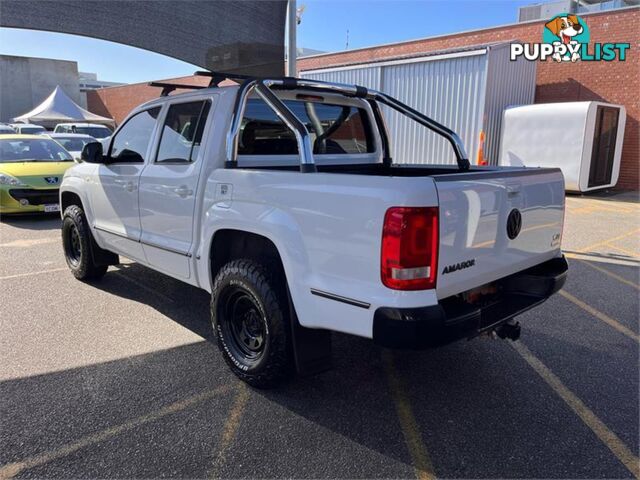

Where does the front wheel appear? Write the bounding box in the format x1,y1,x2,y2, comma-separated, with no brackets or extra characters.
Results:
61,205,108,280
211,259,293,388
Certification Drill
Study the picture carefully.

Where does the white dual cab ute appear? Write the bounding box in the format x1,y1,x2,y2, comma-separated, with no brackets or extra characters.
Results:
59,74,568,387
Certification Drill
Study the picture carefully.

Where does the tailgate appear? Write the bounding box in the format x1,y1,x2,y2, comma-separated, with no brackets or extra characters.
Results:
434,168,565,299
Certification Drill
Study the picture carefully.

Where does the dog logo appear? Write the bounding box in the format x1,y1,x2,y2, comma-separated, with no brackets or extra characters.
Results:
510,14,629,62
543,14,588,62
44,176,59,185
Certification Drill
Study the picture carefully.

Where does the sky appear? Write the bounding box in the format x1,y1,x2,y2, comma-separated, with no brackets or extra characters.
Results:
0,0,535,84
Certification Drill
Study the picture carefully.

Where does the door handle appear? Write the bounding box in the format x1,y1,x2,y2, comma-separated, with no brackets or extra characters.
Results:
507,185,521,197
174,186,193,198
114,179,136,192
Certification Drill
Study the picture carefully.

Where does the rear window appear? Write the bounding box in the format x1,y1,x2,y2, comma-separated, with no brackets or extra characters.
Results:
238,98,374,156
155,100,211,163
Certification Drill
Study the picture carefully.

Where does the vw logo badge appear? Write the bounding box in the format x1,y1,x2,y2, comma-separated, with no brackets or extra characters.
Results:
507,209,522,240
44,177,59,185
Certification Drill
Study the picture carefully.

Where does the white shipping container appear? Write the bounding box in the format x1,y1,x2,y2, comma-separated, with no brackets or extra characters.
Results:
300,42,536,166
499,102,626,192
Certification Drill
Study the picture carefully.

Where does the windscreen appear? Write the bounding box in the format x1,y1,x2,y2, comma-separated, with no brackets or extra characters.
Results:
238,98,374,156
0,139,73,163
20,126,46,134
76,127,111,139
55,137,93,152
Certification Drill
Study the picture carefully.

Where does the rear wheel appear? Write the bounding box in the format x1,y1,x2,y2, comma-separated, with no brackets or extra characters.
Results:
62,205,108,280
211,259,293,388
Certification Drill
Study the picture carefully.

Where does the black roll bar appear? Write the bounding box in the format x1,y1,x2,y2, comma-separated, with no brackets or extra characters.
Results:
223,75,471,172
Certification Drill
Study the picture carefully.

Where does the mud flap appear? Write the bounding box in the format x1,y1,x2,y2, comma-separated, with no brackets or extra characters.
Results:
90,235,119,267
287,289,333,376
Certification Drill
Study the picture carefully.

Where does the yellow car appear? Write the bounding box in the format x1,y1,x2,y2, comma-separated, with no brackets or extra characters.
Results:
0,134,76,214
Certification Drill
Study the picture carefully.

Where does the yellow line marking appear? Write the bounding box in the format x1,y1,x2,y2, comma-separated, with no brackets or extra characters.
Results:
605,243,640,259
209,383,250,479
559,290,639,342
0,237,58,248
511,342,640,480
575,204,635,214
565,256,640,291
0,385,233,479
565,198,638,211
382,351,435,480
564,251,640,267
578,228,640,254
0,268,67,280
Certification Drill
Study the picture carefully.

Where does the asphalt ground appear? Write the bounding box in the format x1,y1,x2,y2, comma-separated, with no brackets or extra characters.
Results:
1,191,638,479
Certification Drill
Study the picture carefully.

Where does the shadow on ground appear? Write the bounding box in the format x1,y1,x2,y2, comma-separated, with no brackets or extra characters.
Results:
0,214,61,231
1,258,637,478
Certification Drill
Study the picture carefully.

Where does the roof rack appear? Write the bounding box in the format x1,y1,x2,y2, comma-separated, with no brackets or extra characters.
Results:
194,70,256,87
148,81,208,97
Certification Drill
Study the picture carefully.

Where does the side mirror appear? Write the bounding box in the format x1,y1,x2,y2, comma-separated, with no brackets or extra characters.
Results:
81,141,105,164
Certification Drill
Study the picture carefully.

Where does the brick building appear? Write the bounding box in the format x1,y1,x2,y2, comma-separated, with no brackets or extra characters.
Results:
87,7,639,190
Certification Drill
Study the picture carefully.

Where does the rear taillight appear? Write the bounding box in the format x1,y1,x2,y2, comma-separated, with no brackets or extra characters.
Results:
381,207,439,290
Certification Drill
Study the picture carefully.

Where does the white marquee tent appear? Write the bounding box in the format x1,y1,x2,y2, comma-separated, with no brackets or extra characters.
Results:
12,86,114,128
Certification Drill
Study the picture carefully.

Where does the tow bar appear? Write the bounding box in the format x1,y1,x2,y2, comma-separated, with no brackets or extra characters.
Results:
494,320,521,341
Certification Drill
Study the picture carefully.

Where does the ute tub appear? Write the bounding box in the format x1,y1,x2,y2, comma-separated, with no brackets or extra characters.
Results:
372,256,568,349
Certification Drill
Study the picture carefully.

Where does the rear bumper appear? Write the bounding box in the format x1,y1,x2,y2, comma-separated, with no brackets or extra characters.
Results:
373,256,568,349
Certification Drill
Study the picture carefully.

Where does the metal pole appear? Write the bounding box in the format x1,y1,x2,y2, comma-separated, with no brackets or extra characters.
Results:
287,0,297,76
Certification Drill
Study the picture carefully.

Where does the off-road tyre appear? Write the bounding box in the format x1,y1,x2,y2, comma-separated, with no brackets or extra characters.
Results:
211,259,293,388
61,205,108,280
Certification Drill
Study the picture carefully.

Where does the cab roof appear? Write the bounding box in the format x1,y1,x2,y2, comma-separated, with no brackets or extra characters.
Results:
0,134,49,140
47,133,95,138
55,122,110,127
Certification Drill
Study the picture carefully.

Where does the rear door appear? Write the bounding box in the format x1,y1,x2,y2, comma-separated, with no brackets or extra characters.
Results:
138,98,212,279
434,168,565,299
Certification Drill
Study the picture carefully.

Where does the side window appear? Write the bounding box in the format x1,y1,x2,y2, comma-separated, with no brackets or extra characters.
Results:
238,98,374,156
155,100,211,163
109,107,161,163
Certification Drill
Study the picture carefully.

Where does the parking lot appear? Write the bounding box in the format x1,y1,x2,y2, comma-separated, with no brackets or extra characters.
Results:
1,192,638,479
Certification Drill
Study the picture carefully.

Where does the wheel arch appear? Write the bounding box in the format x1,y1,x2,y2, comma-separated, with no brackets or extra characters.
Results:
209,229,286,286
61,190,84,212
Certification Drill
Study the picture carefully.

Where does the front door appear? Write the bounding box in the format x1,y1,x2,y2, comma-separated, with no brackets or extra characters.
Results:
139,99,212,279
90,107,161,261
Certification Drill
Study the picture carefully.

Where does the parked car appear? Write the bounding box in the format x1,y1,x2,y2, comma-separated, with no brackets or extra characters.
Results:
11,124,47,135
54,123,112,139
0,134,74,214
59,76,568,387
47,133,96,161
0,124,16,134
